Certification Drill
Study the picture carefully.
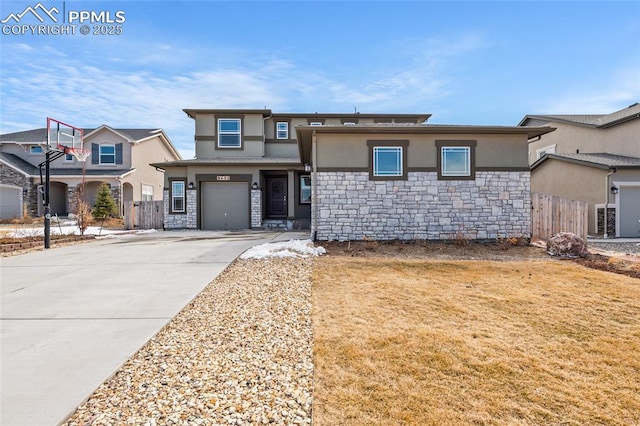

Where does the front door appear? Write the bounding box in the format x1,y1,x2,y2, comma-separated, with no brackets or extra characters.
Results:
266,177,287,217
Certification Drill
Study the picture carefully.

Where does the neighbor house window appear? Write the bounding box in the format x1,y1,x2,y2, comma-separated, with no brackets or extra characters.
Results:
218,118,241,148
536,144,556,159
64,153,74,162
100,145,116,164
142,184,153,201
171,180,185,213
309,122,323,126
30,145,43,154
367,140,409,181
300,175,311,204
436,140,476,180
276,121,289,139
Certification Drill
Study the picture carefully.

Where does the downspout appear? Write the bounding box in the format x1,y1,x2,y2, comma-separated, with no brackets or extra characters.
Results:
262,112,272,158
603,168,616,239
311,130,318,241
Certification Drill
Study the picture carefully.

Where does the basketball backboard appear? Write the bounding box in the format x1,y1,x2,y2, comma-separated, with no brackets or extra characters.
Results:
46,117,88,161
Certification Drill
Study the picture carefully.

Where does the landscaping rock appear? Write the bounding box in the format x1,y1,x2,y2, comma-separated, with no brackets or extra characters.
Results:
547,232,589,258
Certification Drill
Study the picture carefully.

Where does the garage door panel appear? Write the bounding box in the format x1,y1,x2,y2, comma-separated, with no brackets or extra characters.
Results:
201,182,249,230
0,186,22,219
619,186,640,237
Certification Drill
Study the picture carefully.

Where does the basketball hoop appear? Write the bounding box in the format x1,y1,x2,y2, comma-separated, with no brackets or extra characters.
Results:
68,147,91,162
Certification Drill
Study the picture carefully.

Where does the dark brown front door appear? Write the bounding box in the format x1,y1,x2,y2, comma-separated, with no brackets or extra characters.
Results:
266,177,287,217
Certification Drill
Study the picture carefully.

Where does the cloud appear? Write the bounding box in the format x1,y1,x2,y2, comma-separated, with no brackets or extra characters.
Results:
533,67,640,114
0,33,489,157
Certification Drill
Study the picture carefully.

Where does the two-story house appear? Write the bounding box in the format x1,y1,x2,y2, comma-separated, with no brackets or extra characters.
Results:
0,125,182,219
520,103,640,237
156,108,554,242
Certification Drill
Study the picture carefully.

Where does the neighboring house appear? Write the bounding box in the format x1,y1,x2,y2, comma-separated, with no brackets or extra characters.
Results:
154,108,553,241
0,125,182,219
520,103,640,237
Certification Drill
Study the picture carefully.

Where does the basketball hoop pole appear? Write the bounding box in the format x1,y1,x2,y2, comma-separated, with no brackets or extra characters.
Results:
44,149,52,249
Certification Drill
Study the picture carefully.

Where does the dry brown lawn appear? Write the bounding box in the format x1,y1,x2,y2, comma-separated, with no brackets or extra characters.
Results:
312,257,640,425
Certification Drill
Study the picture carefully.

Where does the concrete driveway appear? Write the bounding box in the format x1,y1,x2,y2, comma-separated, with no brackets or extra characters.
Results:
0,230,308,426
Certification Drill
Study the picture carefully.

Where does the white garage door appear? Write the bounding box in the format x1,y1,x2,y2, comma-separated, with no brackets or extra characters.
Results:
0,185,23,219
201,182,249,230
619,186,640,237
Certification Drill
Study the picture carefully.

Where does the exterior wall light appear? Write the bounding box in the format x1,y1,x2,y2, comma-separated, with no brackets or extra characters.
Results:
252,182,259,190
610,186,619,195
304,163,312,172
188,182,194,189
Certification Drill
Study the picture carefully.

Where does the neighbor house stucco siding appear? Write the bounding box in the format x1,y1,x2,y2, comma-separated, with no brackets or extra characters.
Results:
314,171,531,241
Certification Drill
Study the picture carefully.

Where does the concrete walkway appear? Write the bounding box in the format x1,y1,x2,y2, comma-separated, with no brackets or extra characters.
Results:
0,230,308,426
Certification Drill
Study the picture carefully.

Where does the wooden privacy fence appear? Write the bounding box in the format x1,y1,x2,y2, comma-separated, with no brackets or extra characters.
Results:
531,192,588,241
124,200,163,230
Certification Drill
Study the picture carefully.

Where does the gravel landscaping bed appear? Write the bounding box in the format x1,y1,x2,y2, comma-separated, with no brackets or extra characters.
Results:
589,241,640,255
63,257,314,426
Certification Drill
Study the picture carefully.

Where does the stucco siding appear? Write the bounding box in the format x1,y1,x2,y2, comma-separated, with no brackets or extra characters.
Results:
528,120,640,164
314,171,531,241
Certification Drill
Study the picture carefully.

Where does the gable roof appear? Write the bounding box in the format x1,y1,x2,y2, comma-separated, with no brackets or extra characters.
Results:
531,152,640,171
519,103,640,128
1,126,182,160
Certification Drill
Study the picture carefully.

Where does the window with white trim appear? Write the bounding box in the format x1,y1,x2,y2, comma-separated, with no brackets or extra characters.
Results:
309,122,323,126
373,147,403,177
218,118,241,148
276,122,289,139
64,153,74,162
30,145,43,154
171,180,185,212
142,184,153,201
300,175,311,204
100,144,116,164
536,144,556,159
441,147,470,177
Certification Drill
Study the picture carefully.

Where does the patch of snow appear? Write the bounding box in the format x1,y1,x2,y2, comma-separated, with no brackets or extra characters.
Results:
240,239,326,260
7,224,157,238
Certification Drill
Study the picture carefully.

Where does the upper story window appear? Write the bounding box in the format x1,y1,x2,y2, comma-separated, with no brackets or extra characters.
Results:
367,140,409,181
30,145,43,154
309,122,323,126
64,153,74,162
536,144,556,159
276,121,289,139
100,144,116,164
218,118,241,148
436,140,476,180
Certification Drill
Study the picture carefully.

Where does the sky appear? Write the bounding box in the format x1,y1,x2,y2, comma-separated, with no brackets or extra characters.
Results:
1,0,639,159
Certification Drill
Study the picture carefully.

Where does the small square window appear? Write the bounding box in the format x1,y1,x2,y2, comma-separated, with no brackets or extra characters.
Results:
218,118,241,148
64,153,74,162
436,140,476,180
300,175,311,204
276,122,289,139
30,145,43,154
373,147,403,177
441,147,470,176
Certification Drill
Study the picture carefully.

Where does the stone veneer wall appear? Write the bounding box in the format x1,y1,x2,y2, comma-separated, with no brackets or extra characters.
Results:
314,171,531,241
163,188,198,229
251,189,262,228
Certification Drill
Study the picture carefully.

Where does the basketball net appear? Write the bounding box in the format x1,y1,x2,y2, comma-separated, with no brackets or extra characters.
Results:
67,147,91,162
